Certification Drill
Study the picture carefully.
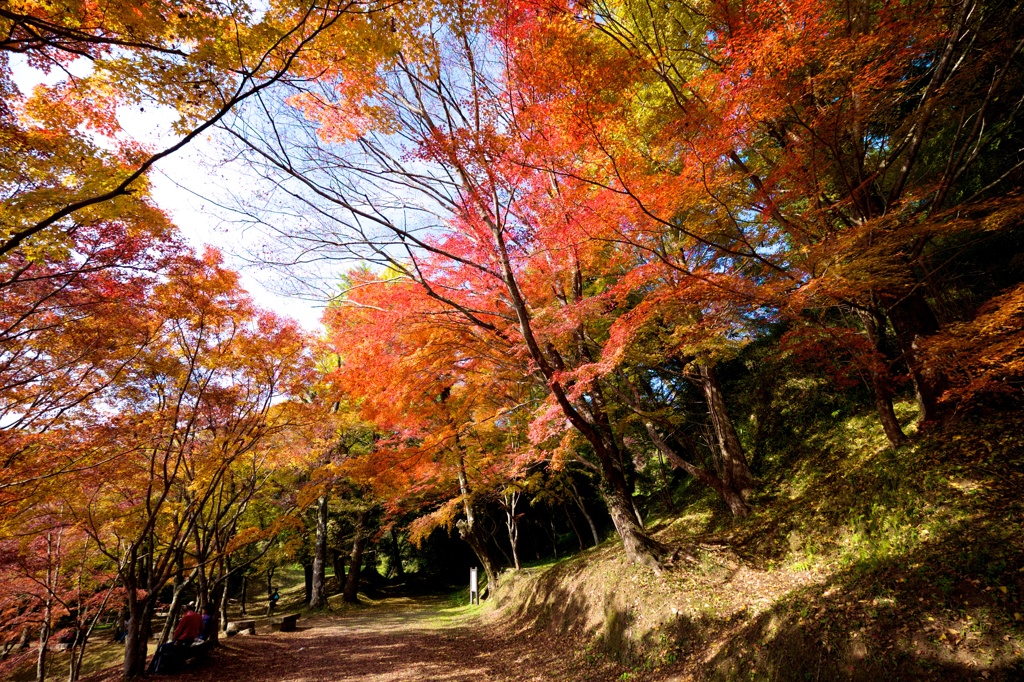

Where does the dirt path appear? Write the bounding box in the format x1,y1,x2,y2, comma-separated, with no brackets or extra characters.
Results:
97,596,646,682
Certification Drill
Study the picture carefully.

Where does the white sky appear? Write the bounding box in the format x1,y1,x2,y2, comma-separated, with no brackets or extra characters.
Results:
10,56,327,332
137,120,328,332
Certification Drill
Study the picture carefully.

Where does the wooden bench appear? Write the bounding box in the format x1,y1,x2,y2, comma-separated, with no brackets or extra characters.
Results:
184,639,213,664
149,639,213,675
225,619,256,636
271,613,300,632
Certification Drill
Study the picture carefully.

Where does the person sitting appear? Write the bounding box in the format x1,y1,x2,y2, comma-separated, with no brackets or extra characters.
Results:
149,603,202,674
197,604,216,642
173,603,202,646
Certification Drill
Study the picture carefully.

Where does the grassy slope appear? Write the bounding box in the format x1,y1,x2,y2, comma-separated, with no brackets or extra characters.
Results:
489,404,1024,681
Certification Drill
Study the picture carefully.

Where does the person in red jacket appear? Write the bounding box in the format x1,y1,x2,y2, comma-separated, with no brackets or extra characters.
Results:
173,604,202,644
149,603,202,674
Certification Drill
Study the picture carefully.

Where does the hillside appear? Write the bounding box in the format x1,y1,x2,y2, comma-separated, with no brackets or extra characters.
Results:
487,405,1024,681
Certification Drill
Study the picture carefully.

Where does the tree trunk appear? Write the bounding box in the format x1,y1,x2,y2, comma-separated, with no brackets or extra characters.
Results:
564,505,586,551
2,627,30,661
69,582,114,682
587,435,663,568
502,490,521,570
460,518,499,592
486,219,662,570
35,606,50,682
309,495,329,609
194,553,209,614
69,637,81,682
331,550,346,588
601,486,667,566
569,479,600,546
18,626,31,651
342,510,370,603
453,449,499,592
887,290,948,425
508,521,520,570
388,531,404,578
631,499,645,528
213,580,227,644
698,363,754,509
643,420,749,517
857,308,909,447
122,591,153,679
239,575,247,617
157,567,191,647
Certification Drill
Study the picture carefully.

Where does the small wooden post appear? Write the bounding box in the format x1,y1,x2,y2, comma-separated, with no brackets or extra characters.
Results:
469,567,479,605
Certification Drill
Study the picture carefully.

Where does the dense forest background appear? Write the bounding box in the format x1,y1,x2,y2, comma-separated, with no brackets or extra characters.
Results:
1,0,1022,679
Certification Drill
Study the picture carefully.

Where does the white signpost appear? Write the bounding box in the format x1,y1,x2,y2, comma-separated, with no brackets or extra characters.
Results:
469,566,479,605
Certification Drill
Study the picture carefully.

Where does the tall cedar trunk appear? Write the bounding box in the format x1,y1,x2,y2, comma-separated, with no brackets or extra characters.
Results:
857,309,909,447
303,563,313,604
35,604,49,682
887,290,948,425
122,590,153,679
698,363,754,515
342,510,370,603
309,495,329,609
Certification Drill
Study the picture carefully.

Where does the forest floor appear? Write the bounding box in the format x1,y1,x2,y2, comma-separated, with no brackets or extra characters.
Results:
75,594,649,682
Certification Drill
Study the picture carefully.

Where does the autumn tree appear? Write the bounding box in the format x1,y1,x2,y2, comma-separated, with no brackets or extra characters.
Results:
228,0,673,569
46,249,312,678
0,0,386,262
321,271,526,589
514,0,1024,434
